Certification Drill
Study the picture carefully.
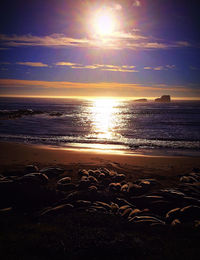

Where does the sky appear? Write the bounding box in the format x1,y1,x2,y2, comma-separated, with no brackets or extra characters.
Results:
0,0,200,99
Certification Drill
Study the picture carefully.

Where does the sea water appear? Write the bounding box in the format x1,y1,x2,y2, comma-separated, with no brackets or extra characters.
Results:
0,97,200,156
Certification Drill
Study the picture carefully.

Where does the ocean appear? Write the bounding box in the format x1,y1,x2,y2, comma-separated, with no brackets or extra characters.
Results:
0,97,200,156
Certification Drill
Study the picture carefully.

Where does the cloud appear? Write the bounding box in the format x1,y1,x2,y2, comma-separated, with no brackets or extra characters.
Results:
176,41,191,47
154,66,165,71
16,62,49,67
0,33,193,51
0,79,196,93
55,62,81,67
166,65,176,69
54,62,138,72
1,79,199,99
144,65,176,71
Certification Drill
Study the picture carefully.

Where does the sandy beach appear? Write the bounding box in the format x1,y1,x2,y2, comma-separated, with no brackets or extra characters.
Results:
1,141,200,178
1,141,200,259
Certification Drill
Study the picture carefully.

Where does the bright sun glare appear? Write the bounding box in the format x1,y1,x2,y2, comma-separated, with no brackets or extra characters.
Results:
93,11,116,36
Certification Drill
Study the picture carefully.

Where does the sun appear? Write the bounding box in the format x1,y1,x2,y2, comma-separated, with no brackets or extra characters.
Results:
93,10,116,36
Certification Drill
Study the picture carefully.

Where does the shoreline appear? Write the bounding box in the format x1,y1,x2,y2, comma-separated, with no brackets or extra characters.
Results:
1,141,200,180
0,139,199,158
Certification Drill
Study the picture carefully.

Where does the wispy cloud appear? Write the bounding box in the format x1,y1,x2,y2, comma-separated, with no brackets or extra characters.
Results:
1,79,199,99
55,62,138,72
16,62,49,67
144,65,176,71
0,79,197,93
0,33,193,51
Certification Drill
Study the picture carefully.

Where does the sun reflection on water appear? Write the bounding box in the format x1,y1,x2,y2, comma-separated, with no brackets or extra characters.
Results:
89,98,120,141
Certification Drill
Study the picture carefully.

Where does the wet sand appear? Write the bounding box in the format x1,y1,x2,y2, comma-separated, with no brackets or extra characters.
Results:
1,141,200,178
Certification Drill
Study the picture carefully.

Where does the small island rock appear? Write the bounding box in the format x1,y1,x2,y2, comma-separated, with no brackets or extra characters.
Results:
155,95,171,102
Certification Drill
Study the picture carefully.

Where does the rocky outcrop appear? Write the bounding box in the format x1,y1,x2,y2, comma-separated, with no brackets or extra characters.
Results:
155,95,171,102
135,99,148,102
1,165,200,228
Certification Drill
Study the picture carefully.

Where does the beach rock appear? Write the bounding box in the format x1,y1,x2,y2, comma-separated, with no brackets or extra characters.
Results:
180,205,200,222
90,205,108,213
115,198,135,207
57,177,76,191
98,173,106,181
57,177,71,184
109,182,121,192
87,169,99,178
78,177,90,190
128,209,142,219
40,167,65,177
100,168,111,177
180,176,198,183
57,183,76,192
121,207,133,218
171,219,181,226
178,184,200,198
64,189,103,203
119,205,132,214
41,203,74,217
160,189,185,201
113,174,126,182
25,165,39,173
128,183,143,195
108,170,117,178
129,215,165,226
165,208,181,222
74,200,92,208
20,173,49,184
138,178,158,187
121,184,129,193
88,185,98,194
182,196,200,206
88,176,98,185
190,172,200,181
93,201,111,211
78,169,89,177
111,202,119,214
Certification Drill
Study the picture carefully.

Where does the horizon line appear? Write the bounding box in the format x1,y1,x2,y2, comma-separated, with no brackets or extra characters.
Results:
0,94,200,101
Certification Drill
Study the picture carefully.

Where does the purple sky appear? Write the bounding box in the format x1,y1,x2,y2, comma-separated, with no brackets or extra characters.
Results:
0,0,200,99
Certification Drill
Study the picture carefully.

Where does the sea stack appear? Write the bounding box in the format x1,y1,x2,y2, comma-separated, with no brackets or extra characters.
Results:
155,95,171,102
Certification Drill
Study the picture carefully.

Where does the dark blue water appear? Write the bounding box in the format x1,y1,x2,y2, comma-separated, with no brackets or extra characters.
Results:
0,97,200,155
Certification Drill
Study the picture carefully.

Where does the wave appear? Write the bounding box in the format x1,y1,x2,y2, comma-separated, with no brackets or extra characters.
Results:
0,134,199,151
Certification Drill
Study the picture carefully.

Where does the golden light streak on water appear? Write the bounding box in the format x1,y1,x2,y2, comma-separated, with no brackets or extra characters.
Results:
90,98,120,140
